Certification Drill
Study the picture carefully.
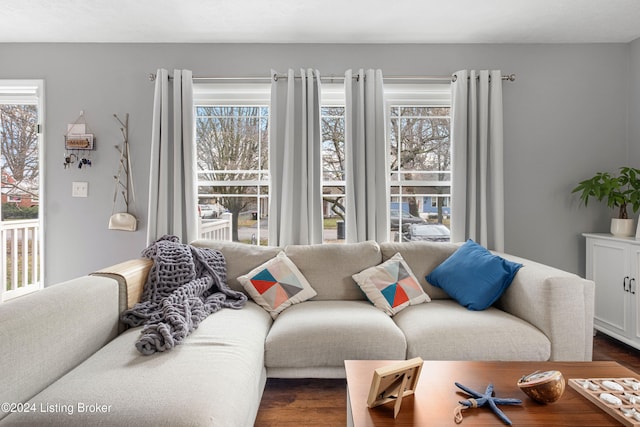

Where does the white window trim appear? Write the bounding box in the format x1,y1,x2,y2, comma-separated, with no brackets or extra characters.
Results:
194,83,270,105
384,83,451,106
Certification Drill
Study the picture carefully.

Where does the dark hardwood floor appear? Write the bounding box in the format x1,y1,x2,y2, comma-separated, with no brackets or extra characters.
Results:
254,332,640,426
592,332,640,372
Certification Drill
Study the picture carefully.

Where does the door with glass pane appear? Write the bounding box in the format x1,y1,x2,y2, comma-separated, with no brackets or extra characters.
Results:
0,81,43,301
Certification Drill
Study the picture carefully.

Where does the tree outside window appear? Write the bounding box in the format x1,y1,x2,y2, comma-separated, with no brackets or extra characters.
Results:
389,106,451,239
321,106,346,240
196,106,269,243
1,104,39,220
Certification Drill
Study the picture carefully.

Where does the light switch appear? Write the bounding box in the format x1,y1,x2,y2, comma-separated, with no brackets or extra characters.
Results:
72,181,88,197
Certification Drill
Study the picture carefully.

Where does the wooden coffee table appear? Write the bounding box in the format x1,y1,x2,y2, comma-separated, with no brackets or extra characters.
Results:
345,360,639,426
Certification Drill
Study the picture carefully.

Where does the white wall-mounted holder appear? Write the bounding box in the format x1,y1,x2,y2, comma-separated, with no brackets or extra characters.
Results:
63,110,95,169
64,110,95,150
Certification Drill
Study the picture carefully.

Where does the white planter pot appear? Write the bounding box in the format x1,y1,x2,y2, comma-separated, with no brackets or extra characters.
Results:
611,218,635,237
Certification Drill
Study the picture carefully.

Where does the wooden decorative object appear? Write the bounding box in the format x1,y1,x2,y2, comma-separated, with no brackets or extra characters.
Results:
366,357,423,418
569,377,640,426
64,134,94,150
517,370,566,403
64,112,95,150
92,258,153,309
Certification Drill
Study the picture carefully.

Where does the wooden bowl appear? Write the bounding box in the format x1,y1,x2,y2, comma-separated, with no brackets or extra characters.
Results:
517,370,566,404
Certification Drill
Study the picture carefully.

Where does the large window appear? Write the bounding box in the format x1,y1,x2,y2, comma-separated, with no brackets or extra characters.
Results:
195,84,270,245
194,82,451,245
0,80,44,301
321,85,346,241
387,84,451,242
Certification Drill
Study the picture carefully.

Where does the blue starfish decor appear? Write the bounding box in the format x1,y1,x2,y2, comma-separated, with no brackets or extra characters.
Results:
454,382,522,425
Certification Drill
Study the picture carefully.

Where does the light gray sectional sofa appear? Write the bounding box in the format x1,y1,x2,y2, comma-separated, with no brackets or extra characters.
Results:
0,240,595,426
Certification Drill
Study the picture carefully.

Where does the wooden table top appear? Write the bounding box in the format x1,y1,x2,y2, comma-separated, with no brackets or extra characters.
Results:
345,360,639,427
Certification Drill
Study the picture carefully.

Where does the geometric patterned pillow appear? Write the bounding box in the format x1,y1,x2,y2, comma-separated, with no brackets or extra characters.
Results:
237,251,317,319
352,252,430,316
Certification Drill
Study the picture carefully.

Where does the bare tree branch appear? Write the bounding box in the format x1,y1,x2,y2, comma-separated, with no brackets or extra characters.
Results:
1,105,39,199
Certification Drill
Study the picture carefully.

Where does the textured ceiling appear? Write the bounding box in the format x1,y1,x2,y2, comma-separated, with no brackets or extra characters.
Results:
1,0,640,44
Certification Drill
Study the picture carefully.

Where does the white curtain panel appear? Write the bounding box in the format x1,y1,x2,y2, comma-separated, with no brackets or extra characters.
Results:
146,68,198,245
268,68,323,246
450,70,505,251
344,69,389,243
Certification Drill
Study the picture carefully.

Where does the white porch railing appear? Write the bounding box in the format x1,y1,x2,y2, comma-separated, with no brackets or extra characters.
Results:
198,212,233,241
1,219,41,301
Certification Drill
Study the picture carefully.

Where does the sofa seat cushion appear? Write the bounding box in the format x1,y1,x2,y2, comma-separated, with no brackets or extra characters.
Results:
393,300,551,361
265,301,407,372
4,302,272,427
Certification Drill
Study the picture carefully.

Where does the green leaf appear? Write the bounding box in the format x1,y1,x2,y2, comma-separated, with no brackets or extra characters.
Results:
572,167,640,218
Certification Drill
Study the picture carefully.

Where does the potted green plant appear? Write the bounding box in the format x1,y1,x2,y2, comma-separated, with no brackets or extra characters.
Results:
572,166,640,237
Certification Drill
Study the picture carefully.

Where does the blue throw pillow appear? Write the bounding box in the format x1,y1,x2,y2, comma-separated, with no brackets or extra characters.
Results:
425,239,523,311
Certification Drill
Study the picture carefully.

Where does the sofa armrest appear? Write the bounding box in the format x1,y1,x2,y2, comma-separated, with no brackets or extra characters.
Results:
92,258,152,314
496,254,595,361
0,276,119,421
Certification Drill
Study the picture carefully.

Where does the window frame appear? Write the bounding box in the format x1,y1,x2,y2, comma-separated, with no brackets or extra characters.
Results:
193,81,452,244
385,83,452,234
194,83,271,244
320,84,346,235
0,79,45,301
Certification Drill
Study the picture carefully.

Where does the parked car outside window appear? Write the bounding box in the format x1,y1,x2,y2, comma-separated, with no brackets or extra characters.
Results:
390,209,426,231
400,223,450,242
198,204,215,219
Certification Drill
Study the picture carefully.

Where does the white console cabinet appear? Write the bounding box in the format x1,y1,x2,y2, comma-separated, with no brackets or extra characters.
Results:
584,233,640,350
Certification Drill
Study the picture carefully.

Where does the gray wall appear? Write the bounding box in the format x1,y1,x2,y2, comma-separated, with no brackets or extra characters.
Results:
0,42,632,284
630,38,640,165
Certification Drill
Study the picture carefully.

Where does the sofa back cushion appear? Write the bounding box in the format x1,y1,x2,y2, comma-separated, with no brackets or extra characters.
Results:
285,241,382,300
379,241,459,299
191,240,282,294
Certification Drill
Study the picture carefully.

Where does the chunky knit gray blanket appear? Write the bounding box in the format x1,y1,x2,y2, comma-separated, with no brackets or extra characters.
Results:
121,235,247,355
